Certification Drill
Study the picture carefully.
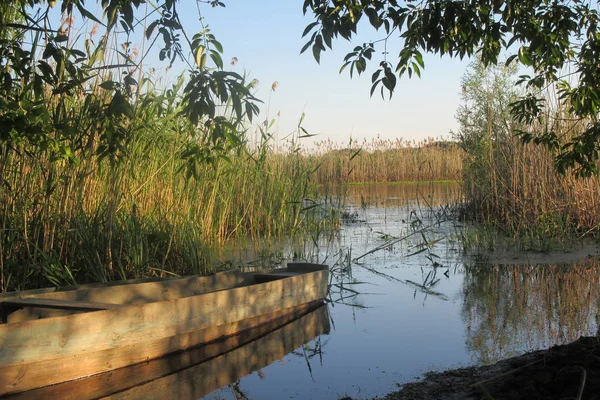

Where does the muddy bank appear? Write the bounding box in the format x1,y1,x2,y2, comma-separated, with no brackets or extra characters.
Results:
363,336,600,400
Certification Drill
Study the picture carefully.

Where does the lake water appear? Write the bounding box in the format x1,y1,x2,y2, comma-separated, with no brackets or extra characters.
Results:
43,182,595,400
198,182,600,400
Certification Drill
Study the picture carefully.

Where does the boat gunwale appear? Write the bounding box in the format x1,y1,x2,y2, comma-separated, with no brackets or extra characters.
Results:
0,263,328,323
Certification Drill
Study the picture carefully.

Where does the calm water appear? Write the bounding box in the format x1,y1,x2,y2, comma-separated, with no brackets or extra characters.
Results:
52,183,596,400
199,182,600,400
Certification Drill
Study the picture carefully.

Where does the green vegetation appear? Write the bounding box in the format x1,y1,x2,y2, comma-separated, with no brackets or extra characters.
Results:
305,137,463,184
2,0,598,292
0,2,324,291
456,60,600,243
0,1,462,292
303,0,600,243
0,74,324,291
304,0,600,176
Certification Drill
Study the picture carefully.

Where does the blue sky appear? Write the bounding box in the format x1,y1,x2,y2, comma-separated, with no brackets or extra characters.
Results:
44,1,471,148
171,1,471,148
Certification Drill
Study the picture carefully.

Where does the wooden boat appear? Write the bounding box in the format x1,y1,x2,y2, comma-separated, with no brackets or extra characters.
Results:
4,304,330,400
0,262,328,396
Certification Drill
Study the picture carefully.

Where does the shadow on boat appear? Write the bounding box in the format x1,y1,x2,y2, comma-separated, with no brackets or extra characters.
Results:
0,264,329,395
4,304,331,400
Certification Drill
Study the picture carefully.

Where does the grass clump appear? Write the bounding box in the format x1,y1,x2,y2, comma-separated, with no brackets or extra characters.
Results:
456,60,600,247
0,76,322,291
0,2,333,291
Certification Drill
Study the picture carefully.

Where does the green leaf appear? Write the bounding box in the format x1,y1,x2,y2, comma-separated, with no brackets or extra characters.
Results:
210,51,223,69
339,61,351,74
371,69,382,83
312,35,323,63
124,75,137,86
195,45,205,67
350,148,362,160
88,39,106,66
300,40,312,55
505,54,518,66
54,34,69,43
100,80,119,90
302,22,319,37
146,20,159,39
518,46,532,66
414,51,424,68
370,80,380,97
211,39,224,53
312,43,321,64
199,53,207,70
76,3,106,26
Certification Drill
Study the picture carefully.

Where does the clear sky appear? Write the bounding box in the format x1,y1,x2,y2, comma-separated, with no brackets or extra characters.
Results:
169,1,471,149
44,1,471,149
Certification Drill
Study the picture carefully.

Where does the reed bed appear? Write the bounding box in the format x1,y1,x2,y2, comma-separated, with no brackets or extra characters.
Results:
0,92,320,292
458,61,600,241
304,137,463,184
0,4,330,291
462,119,600,241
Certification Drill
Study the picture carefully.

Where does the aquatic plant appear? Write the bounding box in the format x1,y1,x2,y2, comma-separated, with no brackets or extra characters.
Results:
456,60,600,245
0,2,325,291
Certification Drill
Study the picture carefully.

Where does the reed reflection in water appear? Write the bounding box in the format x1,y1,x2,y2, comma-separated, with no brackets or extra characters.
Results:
462,258,600,364
327,181,462,209
176,183,598,399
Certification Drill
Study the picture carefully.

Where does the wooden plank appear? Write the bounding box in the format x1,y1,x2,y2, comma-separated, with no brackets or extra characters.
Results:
0,276,181,300
1,298,125,311
4,305,329,400
0,268,328,395
0,301,326,396
0,273,324,360
0,269,241,300
106,304,330,400
2,265,325,323
1,272,254,323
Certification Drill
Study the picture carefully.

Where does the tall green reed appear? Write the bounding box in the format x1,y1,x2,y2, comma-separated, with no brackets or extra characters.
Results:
305,137,463,184
457,60,600,244
0,75,323,291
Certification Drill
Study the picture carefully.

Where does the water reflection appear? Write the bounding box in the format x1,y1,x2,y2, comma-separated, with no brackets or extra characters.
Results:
462,258,600,364
338,181,462,208
80,182,596,400
6,305,330,400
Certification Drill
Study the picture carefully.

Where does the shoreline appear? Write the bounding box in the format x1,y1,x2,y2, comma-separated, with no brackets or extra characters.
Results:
360,336,600,400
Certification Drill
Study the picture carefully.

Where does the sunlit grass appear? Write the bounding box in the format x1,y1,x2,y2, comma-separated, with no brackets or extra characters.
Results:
0,80,326,290
300,137,463,184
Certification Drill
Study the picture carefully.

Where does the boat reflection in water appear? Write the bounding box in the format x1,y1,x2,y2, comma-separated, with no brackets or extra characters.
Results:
7,305,330,400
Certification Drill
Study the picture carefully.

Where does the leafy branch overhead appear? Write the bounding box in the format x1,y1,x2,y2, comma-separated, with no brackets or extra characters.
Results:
0,0,260,170
301,0,600,176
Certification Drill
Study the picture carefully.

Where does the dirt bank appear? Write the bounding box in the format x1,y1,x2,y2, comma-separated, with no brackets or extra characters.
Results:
367,336,600,400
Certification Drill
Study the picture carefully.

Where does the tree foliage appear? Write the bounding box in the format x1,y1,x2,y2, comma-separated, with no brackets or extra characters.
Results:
0,0,260,168
302,0,600,176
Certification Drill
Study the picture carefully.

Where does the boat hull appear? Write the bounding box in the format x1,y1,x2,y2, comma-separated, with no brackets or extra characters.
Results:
5,304,330,400
0,263,328,395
